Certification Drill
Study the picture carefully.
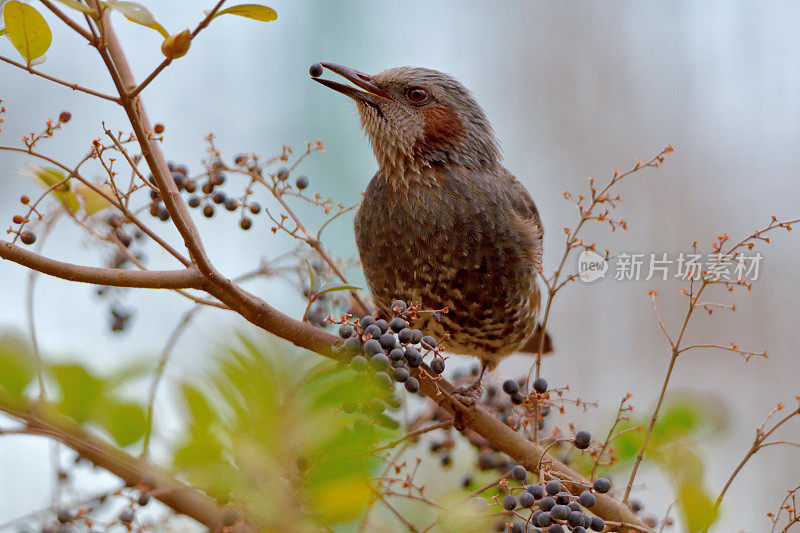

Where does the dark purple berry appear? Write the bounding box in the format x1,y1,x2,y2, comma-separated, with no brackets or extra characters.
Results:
430,358,445,375
518,491,535,508
390,299,407,314
502,379,519,395
579,490,596,508
545,480,561,495
550,504,569,520
362,339,383,357
187,195,201,208
249,202,261,214
501,494,517,511
404,377,419,393
389,317,408,332
539,496,555,511
592,477,611,494
533,377,548,394
389,348,405,361
309,62,323,77
276,167,289,181
360,315,376,329
421,335,437,350
375,319,389,333
511,464,527,481
590,517,605,531
339,324,354,338
397,328,413,344
239,217,252,230
392,366,410,382
574,430,591,450
295,175,309,189
527,484,545,500
203,205,214,218
379,333,397,351
410,329,423,344
364,324,382,339
536,511,552,527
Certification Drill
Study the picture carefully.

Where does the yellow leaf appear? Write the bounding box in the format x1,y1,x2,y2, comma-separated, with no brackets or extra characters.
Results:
75,183,113,216
3,1,52,64
22,165,80,214
105,1,169,37
161,29,191,59
213,4,278,22
55,0,95,15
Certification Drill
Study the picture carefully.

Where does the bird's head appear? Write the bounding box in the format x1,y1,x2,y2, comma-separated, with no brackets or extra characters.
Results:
311,62,500,173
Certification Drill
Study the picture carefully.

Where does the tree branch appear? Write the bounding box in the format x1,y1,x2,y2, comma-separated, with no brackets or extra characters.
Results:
0,55,118,102
0,240,203,289
0,393,240,531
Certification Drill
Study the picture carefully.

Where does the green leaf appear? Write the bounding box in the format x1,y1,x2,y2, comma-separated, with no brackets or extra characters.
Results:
50,363,105,423
3,1,52,64
213,4,277,22
0,333,35,399
98,400,146,447
55,0,95,15
74,183,113,216
678,480,719,531
316,282,362,296
305,260,320,294
181,383,217,430
105,1,169,37
22,165,81,214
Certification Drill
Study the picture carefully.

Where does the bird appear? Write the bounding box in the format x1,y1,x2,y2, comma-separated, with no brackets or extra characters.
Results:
311,62,544,404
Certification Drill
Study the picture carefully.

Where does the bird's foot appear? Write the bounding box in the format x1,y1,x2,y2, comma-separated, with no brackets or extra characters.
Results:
451,381,484,407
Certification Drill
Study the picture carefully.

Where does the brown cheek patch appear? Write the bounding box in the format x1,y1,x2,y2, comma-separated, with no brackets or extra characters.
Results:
423,105,463,146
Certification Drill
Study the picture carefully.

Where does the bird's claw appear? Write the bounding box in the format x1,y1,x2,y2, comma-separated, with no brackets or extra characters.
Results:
451,382,483,407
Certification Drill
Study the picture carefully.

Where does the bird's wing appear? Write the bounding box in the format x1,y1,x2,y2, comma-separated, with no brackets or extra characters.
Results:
496,166,544,265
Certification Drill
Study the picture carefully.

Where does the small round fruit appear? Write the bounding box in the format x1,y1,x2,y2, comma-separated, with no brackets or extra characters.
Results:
501,494,517,511
59,111,72,123
276,167,289,181
20,230,36,245
309,62,324,77
502,379,519,395
153,123,164,134
203,205,215,218
533,377,548,394
239,217,252,230
430,358,445,375
545,480,561,495
404,377,419,393
511,464,527,481
339,324,354,339
518,491,535,508
579,490,596,508
574,430,591,450
295,175,309,190
592,477,612,494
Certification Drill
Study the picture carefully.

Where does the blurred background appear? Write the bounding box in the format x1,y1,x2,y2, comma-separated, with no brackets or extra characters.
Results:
1,1,799,530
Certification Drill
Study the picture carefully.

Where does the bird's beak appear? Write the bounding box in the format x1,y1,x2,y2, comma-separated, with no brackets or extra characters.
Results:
311,62,393,103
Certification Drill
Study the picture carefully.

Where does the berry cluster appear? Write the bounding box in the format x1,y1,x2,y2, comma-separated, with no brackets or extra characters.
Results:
333,299,447,396
145,161,263,231
478,465,614,532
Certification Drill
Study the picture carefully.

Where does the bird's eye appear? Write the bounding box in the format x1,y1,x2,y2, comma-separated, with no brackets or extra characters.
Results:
405,87,429,104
